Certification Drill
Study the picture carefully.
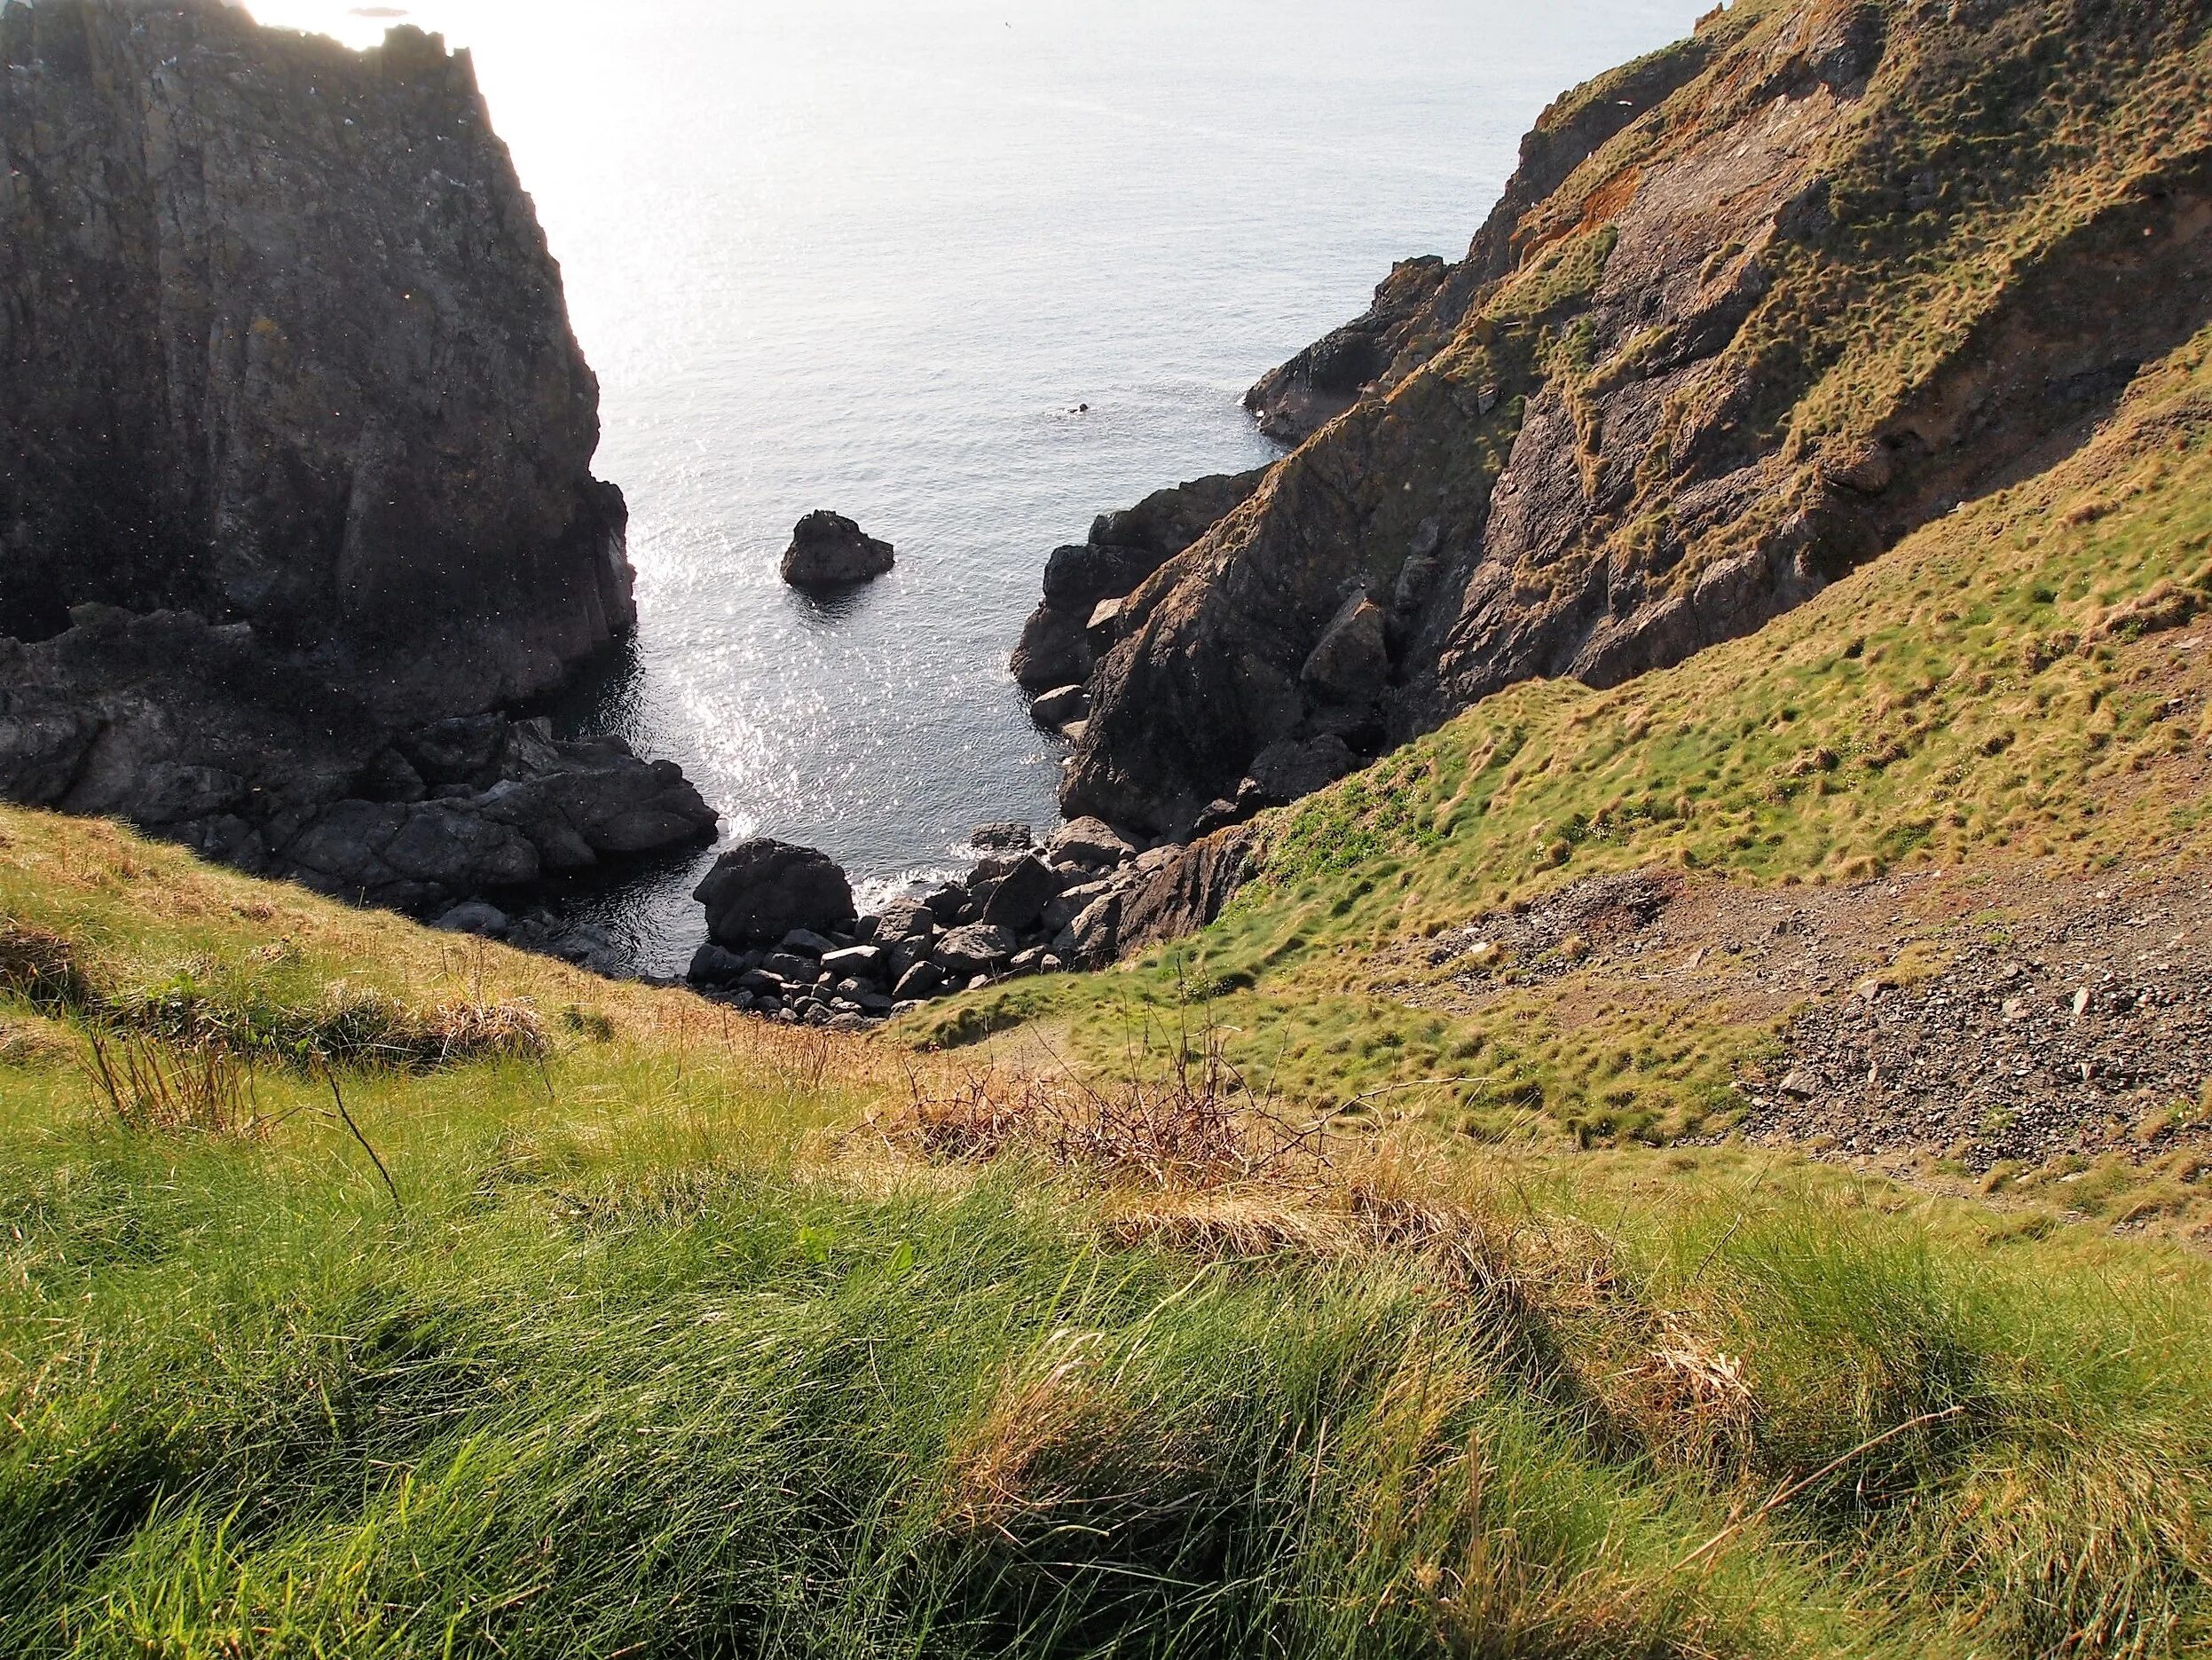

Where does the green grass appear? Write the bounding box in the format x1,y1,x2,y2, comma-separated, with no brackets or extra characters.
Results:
5,813,2212,1656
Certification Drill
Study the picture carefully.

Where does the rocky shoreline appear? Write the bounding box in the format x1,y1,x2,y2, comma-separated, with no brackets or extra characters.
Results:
680,817,1255,1026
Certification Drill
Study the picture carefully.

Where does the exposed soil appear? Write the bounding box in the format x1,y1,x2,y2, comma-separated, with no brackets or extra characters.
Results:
1374,857,2212,1171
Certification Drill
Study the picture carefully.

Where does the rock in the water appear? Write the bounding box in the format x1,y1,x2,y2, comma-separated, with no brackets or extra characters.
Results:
971,822,1035,854
695,840,857,948
433,901,511,939
780,511,894,588
1028,685,1090,729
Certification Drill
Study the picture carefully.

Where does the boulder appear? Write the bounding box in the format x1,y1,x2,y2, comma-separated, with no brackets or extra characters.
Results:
433,901,511,939
1029,684,1090,729
694,840,857,947
874,898,938,942
1042,542,1157,614
980,854,1062,932
935,924,1018,979
687,942,752,985
971,822,1035,854
1047,816,1135,869
1052,892,1123,970
781,928,842,956
821,944,886,982
893,960,948,1001
1011,605,1094,693
780,511,894,587
1301,594,1391,703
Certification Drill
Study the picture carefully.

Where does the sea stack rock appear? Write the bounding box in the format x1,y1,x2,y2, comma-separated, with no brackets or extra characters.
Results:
781,512,894,588
0,1,634,705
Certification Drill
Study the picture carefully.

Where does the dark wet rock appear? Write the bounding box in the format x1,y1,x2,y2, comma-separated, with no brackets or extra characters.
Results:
687,942,752,986
971,822,1035,854
1011,607,1094,693
434,901,512,939
1028,685,1090,729
1301,594,1390,703
695,840,856,948
780,511,894,588
781,928,842,957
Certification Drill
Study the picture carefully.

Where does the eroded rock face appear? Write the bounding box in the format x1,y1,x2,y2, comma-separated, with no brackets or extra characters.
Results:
0,0,632,701
1058,0,2212,837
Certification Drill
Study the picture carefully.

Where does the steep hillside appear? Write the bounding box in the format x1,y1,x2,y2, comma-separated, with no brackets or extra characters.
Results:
1059,0,2212,837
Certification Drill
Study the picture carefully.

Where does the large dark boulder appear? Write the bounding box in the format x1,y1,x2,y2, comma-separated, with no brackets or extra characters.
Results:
781,512,894,588
695,839,857,947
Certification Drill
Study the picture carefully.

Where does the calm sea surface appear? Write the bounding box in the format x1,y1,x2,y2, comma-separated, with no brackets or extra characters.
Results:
250,0,1703,972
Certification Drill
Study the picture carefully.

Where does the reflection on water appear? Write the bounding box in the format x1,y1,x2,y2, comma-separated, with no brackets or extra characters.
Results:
253,0,1706,975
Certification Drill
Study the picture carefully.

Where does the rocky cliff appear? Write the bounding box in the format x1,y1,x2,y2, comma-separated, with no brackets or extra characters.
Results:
1055,0,2212,838
0,0,631,706
0,0,714,942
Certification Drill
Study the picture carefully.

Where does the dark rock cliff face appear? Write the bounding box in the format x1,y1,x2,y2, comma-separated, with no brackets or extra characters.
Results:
0,0,631,705
1051,0,2212,838
0,0,717,940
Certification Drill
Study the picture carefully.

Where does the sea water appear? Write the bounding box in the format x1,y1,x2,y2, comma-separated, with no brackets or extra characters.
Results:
246,0,1704,972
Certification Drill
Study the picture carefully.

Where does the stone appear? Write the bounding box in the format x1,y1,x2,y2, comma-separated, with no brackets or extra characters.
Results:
971,822,1036,854
1011,605,1094,693
1246,736,1358,806
780,511,894,587
1087,596,1128,640
781,928,842,956
761,951,819,984
1042,542,1158,614
935,924,1018,979
1779,1070,1820,1099
1010,947,1049,974
822,945,886,981
1043,878,1119,936
980,854,1061,932
694,840,856,947
922,883,969,922
1029,685,1090,729
1300,594,1391,703
1047,816,1134,869
893,960,948,1001
1053,892,1124,970
873,898,938,942
687,942,751,985
433,901,511,939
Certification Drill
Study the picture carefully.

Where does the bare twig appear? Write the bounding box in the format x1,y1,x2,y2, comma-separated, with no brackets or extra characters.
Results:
325,1068,404,1215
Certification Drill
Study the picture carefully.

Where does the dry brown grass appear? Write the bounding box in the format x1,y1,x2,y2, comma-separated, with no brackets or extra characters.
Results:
82,1028,266,1139
0,917,92,1012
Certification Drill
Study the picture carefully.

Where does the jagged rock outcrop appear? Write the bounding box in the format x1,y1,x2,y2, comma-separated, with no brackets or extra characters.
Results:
0,0,631,703
1058,0,2212,837
1011,468,1269,695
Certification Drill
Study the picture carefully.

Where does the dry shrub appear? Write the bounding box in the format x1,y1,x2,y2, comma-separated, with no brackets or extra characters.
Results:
870,1033,1334,1191
2083,578,2206,642
0,917,92,1012
425,997,548,1065
1604,1310,1760,1471
941,1330,1134,1537
0,1014,72,1067
82,1029,264,1138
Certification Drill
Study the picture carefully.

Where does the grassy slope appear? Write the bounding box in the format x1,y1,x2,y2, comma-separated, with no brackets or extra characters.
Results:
6,751,2212,1653
924,326,2212,1156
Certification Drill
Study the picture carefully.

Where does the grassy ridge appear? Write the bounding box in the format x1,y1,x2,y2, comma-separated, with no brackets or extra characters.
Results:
5,810,2212,1656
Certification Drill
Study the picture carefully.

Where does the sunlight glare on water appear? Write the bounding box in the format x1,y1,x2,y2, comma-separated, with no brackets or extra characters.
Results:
241,0,1704,972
